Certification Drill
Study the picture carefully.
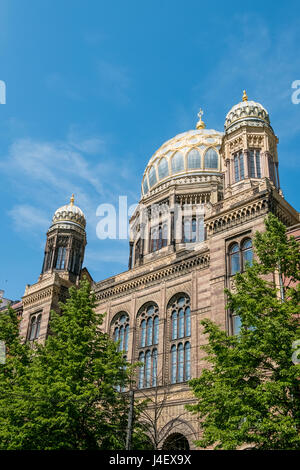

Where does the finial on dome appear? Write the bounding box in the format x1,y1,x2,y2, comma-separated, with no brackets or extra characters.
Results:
196,108,206,129
242,90,248,102
70,194,75,206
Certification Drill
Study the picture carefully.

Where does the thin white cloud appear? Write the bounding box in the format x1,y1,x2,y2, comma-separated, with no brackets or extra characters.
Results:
8,204,49,233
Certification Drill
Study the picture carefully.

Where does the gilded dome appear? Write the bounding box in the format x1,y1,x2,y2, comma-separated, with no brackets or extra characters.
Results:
141,124,223,196
52,195,86,229
225,91,270,131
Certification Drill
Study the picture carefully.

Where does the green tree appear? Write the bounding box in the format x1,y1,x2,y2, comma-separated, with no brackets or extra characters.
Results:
0,280,135,450
187,214,300,450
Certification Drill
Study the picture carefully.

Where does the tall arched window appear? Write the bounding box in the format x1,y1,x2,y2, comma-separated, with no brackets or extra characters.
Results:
112,313,130,352
187,149,201,169
171,151,184,174
143,177,149,195
151,228,158,252
158,158,169,180
249,149,261,178
183,218,203,243
241,239,253,269
162,223,168,247
229,243,240,275
229,239,253,276
138,303,159,388
28,313,42,341
55,246,67,270
234,151,245,182
169,294,191,383
204,148,218,169
148,166,157,187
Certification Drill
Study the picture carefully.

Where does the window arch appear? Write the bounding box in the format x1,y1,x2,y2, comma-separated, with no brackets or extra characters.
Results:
168,294,191,384
148,166,157,188
183,217,204,243
171,151,184,174
204,148,218,169
55,246,67,270
229,242,240,275
28,313,42,341
241,238,253,269
143,177,149,195
234,151,245,182
111,312,130,352
187,149,201,169
138,303,159,389
158,157,169,180
229,239,253,276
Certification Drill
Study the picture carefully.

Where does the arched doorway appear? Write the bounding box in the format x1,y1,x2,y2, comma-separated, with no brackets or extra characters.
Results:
162,433,190,451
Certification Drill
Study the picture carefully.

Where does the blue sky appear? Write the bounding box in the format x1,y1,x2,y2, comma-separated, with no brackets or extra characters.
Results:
0,0,299,300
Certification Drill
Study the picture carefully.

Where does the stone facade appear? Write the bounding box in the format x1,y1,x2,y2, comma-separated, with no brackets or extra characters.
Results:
18,93,299,450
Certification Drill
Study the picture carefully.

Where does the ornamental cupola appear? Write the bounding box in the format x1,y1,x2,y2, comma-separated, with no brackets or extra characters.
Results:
221,90,280,197
41,195,87,280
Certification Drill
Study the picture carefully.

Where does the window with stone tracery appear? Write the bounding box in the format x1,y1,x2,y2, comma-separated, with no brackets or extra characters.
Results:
138,303,159,389
234,151,245,182
168,294,191,384
28,312,42,341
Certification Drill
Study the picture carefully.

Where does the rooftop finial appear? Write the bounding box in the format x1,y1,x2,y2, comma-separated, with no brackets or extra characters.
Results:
70,194,75,206
196,108,206,129
242,90,248,102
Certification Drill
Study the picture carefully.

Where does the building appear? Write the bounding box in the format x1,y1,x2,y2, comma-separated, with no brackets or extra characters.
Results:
19,92,299,449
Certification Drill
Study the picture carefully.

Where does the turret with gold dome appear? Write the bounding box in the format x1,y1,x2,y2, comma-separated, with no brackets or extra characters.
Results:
221,90,280,197
41,195,87,278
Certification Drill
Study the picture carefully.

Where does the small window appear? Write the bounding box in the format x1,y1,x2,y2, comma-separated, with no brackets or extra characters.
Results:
28,313,42,341
112,312,130,352
229,243,240,275
148,167,157,188
204,148,218,169
234,151,245,182
187,149,201,169
158,158,169,179
241,239,253,269
171,151,184,173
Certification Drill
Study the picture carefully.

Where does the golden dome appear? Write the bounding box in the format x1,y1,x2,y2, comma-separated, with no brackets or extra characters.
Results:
225,92,270,131
141,124,223,196
52,195,86,229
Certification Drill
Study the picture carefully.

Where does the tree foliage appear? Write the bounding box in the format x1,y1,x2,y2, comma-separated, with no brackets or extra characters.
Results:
0,280,135,450
187,214,300,450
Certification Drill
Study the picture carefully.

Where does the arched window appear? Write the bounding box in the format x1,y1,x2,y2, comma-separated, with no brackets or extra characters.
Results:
183,218,202,243
162,223,168,247
28,313,42,341
229,243,240,275
169,294,191,383
204,148,218,169
184,342,191,380
170,296,191,340
138,352,145,388
55,246,66,270
249,149,261,178
234,151,245,182
151,228,158,252
112,313,130,352
148,166,157,187
187,149,201,169
171,311,177,340
158,158,169,179
171,151,184,174
141,320,146,347
143,177,149,195
241,239,253,269
138,303,159,388
162,433,190,451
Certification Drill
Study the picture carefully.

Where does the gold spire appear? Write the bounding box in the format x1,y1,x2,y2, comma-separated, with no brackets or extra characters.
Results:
196,108,206,129
70,194,75,206
242,90,248,102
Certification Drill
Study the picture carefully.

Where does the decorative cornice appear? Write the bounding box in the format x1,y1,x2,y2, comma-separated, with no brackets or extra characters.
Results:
94,251,209,302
